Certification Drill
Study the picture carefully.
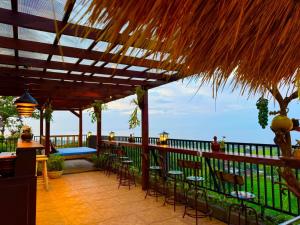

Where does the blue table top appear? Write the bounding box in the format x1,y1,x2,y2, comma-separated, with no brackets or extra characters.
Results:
56,147,96,156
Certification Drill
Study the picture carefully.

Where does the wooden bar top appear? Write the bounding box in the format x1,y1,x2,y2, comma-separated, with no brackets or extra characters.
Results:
17,139,44,150
202,151,283,167
102,140,300,168
0,152,16,159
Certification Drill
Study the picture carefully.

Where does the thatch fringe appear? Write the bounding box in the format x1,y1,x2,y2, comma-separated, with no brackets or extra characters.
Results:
65,0,300,92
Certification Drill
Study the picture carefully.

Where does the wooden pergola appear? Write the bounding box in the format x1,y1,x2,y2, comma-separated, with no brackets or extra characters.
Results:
0,0,182,190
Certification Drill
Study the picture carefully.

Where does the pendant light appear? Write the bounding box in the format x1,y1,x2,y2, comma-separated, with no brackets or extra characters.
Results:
14,90,38,117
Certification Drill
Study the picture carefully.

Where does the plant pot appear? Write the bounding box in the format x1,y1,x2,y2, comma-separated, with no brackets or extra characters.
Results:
21,132,33,142
48,170,63,179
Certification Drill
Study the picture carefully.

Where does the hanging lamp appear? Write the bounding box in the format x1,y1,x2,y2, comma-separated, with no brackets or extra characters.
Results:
14,90,38,117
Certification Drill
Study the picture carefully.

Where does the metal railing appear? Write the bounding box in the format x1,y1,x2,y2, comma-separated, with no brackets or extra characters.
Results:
33,135,88,148
107,136,299,218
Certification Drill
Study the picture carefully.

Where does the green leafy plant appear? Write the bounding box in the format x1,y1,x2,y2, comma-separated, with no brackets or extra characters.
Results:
91,154,107,169
256,97,268,129
128,87,145,129
47,154,64,171
44,104,53,123
89,100,107,123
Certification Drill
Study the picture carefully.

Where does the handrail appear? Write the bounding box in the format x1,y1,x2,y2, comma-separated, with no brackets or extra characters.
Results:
279,215,300,225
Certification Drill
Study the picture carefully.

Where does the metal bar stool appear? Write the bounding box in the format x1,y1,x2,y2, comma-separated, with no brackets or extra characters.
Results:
36,155,49,191
215,171,258,225
115,148,129,179
118,160,136,189
145,155,165,201
163,164,183,211
179,160,212,225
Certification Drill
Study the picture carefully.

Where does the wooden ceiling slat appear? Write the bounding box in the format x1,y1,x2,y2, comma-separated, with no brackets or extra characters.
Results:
0,67,164,86
0,8,159,51
0,36,173,77
0,54,167,80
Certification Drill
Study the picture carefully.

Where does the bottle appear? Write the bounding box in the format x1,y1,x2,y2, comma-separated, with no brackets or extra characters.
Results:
211,136,220,152
220,136,226,152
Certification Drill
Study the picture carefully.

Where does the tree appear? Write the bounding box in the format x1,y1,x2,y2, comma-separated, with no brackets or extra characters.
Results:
266,87,300,198
0,96,39,136
0,96,19,135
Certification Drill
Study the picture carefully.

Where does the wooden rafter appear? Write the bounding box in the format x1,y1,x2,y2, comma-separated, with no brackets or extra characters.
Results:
0,54,168,81
0,67,164,86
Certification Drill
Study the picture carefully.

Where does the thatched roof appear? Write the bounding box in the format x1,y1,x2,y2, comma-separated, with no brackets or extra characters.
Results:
71,0,300,93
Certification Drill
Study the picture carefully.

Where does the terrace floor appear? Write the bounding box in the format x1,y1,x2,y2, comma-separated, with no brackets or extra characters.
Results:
37,171,225,225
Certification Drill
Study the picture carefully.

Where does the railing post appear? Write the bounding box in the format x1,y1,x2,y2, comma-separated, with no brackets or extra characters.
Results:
95,107,102,155
141,89,149,190
39,109,43,142
79,109,83,147
45,120,50,155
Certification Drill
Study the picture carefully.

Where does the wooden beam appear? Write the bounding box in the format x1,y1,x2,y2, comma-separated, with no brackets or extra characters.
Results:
79,109,83,147
0,8,159,51
141,89,149,190
45,0,76,69
0,36,174,72
39,109,43,140
0,54,166,81
95,107,102,155
0,67,163,86
69,110,80,118
0,74,134,92
45,119,50,155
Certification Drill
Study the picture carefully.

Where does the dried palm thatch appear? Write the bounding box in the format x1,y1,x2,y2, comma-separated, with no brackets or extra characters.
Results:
66,0,300,93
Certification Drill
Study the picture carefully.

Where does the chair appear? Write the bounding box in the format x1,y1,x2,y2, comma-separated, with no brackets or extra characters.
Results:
163,161,184,211
179,160,212,225
145,154,165,201
118,159,136,189
36,155,49,191
215,171,258,225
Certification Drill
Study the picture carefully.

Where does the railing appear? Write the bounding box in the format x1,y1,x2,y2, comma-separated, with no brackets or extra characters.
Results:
102,137,300,219
0,137,18,152
33,135,88,148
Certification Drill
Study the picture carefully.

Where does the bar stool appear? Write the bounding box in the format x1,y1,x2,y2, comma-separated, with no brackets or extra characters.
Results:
215,171,258,225
118,160,136,189
36,155,49,191
164,166,183,211
105,153,117,176
116,148,129,179
178,160,212,225
145,155,165,201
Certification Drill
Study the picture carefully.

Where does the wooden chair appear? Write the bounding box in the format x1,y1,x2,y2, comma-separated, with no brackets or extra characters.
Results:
215,171,258,225
36,155,49,191
179,160,212,225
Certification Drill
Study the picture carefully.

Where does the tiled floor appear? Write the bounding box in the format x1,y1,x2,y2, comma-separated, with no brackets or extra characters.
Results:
37,171,225,225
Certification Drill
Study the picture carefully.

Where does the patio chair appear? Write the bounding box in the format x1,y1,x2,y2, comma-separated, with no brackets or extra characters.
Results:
163,160,184,211
178,159,212,225
215,171,258,225
145,154,165,201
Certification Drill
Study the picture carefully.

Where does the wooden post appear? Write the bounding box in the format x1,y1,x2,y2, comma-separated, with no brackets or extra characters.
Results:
95,107,102,155
141,89,149,190
79,109,83,147
39,109,43,141
45,120,50,155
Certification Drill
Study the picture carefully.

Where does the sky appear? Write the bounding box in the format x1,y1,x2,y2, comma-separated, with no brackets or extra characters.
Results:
24,79,300,145
3,0,299,145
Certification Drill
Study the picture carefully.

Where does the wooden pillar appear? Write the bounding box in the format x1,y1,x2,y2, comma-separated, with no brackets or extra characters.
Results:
141,89,149,190
95,107,102,155
45,119,50,156
39,109,43,141
79,109,83,147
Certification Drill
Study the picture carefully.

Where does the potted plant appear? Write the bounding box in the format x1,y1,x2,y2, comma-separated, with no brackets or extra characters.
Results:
47,154,64,178
20,125,33,142
91,154,107,170
128,86,145,129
